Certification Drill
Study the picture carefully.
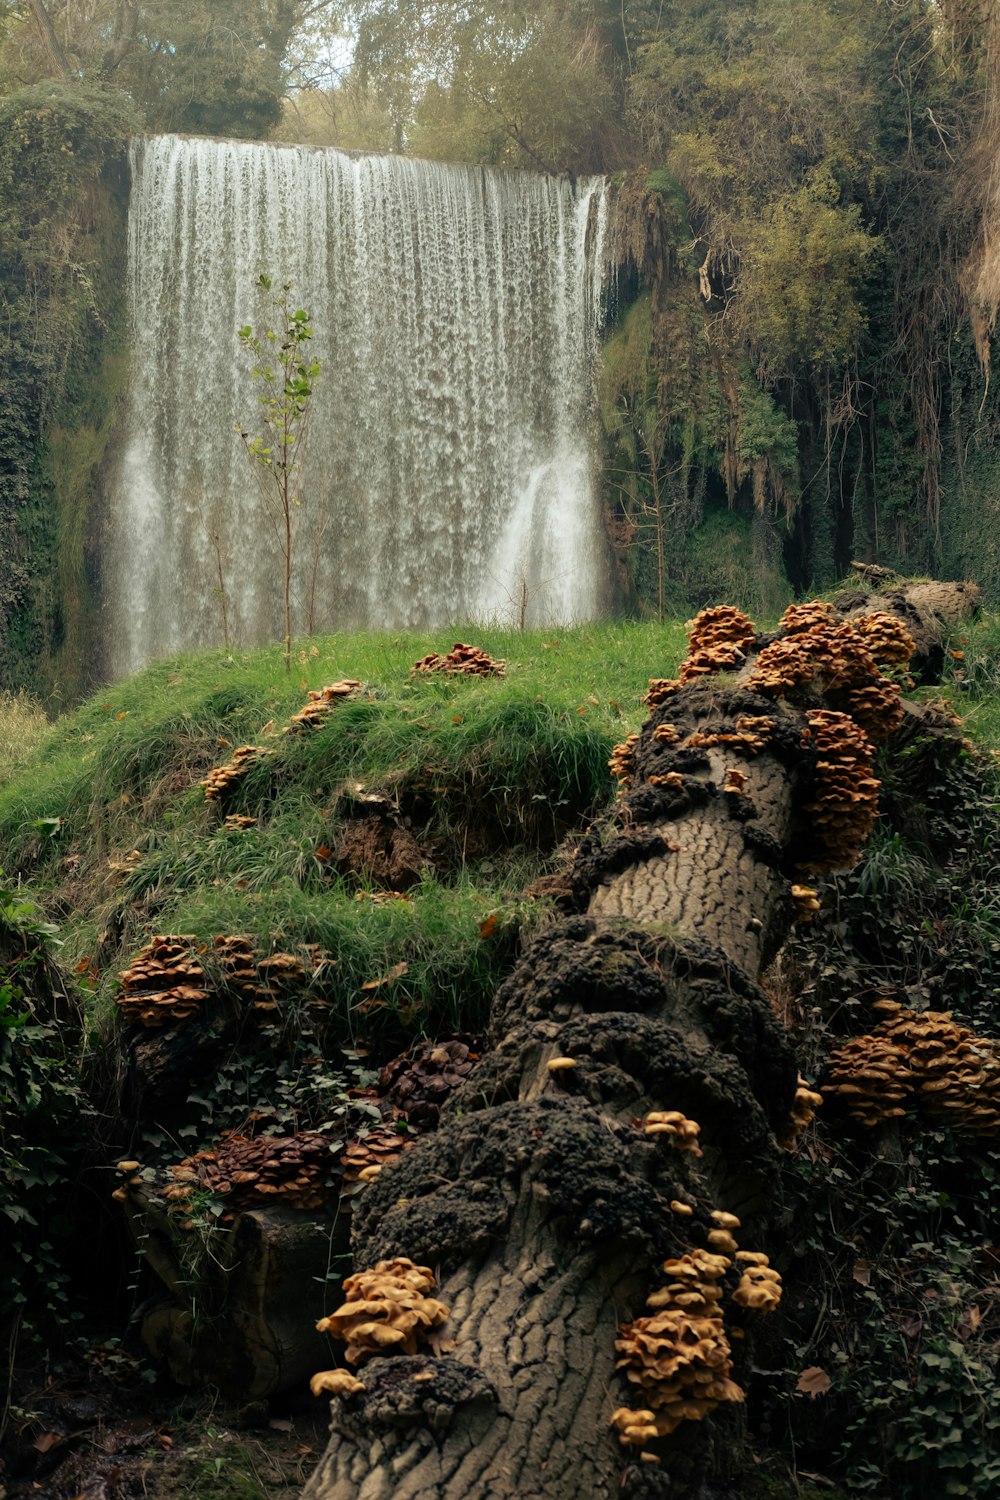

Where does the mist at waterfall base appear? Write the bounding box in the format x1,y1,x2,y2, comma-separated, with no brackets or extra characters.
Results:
103,136,611,676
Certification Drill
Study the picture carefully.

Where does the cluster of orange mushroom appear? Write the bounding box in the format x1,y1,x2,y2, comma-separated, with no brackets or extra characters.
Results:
163,1131,337,1220
340,1126,419,1197
825,1001,1000,1133
200,744,273,802
852,610,919,668
117,935,208,1028
643,1110,703,1156
608,732,640,786
678,606,756,684
285,679,363,733
745,602,911,745
642,607,757,706
778,1075,825,1147
315,1258,450,1365
799,709,880,872
220,941,330,1020
685,714,775,757
411,643,506,676
118,932,334,1030
612,1210,782,1457
631,608,913,873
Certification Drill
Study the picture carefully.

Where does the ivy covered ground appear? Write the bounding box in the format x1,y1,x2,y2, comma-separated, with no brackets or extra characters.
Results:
2,612,1000,1498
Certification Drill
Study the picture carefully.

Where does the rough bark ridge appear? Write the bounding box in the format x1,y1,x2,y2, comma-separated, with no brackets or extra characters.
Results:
301,588,973,1500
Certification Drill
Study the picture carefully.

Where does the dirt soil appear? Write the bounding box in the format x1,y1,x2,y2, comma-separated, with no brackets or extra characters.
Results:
0,1359,326,1500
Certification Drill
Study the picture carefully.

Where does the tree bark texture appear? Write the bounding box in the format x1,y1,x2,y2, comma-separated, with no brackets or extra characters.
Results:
300,585,975,1500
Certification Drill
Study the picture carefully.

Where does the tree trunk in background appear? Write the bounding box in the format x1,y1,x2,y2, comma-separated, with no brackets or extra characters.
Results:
27,0,70,79
299,584,976,1500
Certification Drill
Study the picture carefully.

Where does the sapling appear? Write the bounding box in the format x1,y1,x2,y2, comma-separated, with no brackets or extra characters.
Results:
237,275,322,673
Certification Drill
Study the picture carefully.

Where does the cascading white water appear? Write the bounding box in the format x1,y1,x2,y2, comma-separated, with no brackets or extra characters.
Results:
104,135,610,674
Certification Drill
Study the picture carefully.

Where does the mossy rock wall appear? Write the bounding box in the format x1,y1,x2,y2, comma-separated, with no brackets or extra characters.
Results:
0,83,135,701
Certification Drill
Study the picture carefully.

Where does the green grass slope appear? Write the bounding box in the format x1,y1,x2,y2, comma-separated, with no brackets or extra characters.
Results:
0,623,687,1043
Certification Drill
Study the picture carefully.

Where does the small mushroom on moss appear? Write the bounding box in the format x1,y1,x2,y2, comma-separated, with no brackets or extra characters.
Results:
648,771,685,791
310,1369,365,1398
709,1210,741,1230
644,1111,702,1155
608,734,640,785
731,1263,782,1313
791,884,821,922
706,1229,739,1255
609,1408,659,1447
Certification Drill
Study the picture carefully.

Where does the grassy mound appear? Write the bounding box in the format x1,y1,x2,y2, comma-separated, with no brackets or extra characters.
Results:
0,623,687,1042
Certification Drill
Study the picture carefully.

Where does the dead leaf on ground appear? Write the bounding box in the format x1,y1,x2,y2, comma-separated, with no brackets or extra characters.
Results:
796,1366,832,1398
852,1258,871,1286
33,1432,66,1454
360,961,409,991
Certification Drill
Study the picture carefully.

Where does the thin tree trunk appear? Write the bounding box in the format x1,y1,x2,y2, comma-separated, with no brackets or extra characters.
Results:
28,0,71,79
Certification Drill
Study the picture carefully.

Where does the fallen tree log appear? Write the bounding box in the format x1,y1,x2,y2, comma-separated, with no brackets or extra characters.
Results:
300,583,979,1500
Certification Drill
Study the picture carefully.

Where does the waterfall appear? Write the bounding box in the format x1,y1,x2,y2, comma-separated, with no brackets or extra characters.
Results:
104,135,611,675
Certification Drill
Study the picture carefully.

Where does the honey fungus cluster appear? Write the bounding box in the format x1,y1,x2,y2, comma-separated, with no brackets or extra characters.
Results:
378,1037,481,1129
643,1110,702,1155
825,1002,1000,1133
745,609,906,745
412,643,506,676
165,1131,336,1219
117,933,335,1030
799,709,880,872
778,1075,825,1147
613,1248,742,1443
852,611,917,667
285,678,362,731
200,744,273,802
340,1126,418,1193
316,1258,450,1363
609,732,640,785
612,1209,782,1455
685,714,775,757
214,933,331,1020
117,935,208,1027
678,607,757,683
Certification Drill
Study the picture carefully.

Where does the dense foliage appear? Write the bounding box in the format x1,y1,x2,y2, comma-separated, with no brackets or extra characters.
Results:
0,618,998,1498
3,2,1000,679
0,81,138,693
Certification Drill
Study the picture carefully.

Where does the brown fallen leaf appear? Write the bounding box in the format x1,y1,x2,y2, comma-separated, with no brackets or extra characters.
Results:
796,1366,832,1398
33,1431,65,1454
852,1258,871,1286
479,913,499,939
360,961,409,991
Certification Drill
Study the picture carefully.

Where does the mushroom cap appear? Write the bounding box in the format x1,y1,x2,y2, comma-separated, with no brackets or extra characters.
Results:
709,1210,741,1230
310,1369,365,1398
